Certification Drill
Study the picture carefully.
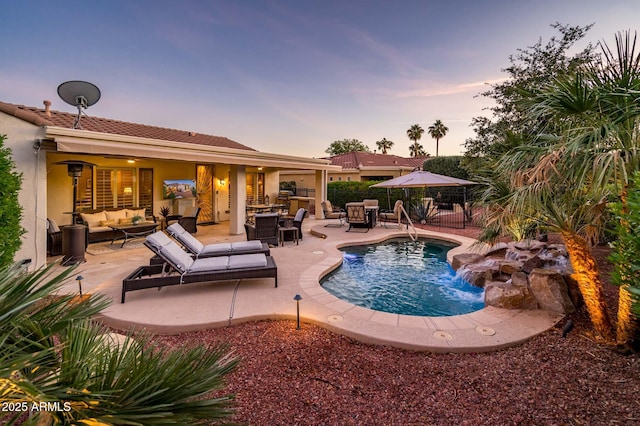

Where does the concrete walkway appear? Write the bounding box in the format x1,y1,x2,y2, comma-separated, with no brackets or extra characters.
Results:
51,219,563,353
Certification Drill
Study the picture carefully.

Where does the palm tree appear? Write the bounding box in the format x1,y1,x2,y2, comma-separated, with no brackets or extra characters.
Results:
427,119,449,157
0,262,238,424
492,30,640,345
406,124,424,157
376,138,394,154
408,142,426,157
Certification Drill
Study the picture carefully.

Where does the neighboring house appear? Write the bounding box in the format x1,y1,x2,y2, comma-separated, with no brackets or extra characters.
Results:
0,100,338,268
280,151,427,191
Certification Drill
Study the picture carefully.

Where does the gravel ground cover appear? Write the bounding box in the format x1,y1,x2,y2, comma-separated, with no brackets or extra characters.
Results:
153,228,640,425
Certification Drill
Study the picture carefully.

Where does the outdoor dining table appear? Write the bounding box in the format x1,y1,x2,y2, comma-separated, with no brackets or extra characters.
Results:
245,204,287,222
364,206,379,228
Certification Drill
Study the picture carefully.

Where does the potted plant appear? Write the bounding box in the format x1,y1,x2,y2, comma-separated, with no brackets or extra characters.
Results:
159,205,171,220
131,214,144,225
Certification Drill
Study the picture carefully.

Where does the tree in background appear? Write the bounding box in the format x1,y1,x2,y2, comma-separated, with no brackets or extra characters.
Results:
375,137,394,154
461,23,596,177
0,134,24,269
325,139,370,155
427,119,449,157
422,156,469,180
408,143,426,157
406,124,425,157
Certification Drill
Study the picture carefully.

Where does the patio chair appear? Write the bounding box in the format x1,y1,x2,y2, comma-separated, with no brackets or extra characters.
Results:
292,208,307,239
47,218,63,256
379,200,403,228
321,200,346,227
121,231,278,303
279,208,307,241
177,206,201,234
345,202,370,232
244,213,280,246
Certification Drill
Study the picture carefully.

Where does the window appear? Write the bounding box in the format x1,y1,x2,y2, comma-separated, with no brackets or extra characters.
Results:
138,168,153,215
75,167,93,211
95,168,136,210
246,172,265,204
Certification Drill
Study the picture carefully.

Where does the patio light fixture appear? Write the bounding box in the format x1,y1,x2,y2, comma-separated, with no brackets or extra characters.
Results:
293,294,302,330
76,275,84,297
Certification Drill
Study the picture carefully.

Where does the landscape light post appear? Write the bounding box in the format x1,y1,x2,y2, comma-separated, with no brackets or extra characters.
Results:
293,294,302,330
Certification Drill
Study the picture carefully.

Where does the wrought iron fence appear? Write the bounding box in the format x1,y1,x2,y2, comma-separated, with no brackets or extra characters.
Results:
326,185,481,229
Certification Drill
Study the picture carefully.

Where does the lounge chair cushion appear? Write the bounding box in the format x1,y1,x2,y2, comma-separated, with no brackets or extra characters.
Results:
168,223,263,255
230,241,263,251
146,231,174,250
167,223,205,253
227,253,268,269
161,242,195,273
189,256,231,272
146,232,195,273
188,253,268,272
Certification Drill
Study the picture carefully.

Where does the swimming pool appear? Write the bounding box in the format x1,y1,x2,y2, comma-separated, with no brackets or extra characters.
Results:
321,238,485,317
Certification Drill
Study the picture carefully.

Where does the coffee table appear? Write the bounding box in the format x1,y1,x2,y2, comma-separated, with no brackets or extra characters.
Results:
109,222,158,248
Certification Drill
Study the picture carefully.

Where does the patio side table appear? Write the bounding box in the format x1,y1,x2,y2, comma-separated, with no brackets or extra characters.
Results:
279,226,299,246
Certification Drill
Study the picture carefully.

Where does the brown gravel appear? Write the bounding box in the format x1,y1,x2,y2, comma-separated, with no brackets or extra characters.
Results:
153,229,640,425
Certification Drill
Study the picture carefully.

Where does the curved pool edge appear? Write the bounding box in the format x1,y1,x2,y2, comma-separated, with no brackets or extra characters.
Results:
298,224,564,353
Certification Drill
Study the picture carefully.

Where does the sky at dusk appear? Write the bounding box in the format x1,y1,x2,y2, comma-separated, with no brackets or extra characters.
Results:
2,1,639,158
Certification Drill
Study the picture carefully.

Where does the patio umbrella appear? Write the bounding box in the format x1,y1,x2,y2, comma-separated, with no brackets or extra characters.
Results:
370,171,478,219
369,170,478,188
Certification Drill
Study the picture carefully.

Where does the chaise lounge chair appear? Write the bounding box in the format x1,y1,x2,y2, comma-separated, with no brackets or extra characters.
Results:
163,222,270,258
121,231,277,303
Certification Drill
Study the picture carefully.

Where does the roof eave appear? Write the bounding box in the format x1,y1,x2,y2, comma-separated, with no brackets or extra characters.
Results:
45,126,335,170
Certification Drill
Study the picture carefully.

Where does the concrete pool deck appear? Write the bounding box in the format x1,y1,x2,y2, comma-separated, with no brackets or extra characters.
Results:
50,218,564,353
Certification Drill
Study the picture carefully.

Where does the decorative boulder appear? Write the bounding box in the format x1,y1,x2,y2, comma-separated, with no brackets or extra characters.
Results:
511,271,529,287
528,268,576,314
457,259,500,288
485,242,509,258
451,253,485,272
522,255,545,274
498,260,523,275
485,281,538,310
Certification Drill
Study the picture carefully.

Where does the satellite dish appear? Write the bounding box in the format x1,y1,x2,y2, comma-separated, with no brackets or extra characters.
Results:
57,80,101,129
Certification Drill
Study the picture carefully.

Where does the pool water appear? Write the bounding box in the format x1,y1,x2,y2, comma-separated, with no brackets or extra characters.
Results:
321,238,485,317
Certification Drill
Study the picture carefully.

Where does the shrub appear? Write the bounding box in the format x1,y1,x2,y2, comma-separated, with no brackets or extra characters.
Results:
0,262,238,424
0,134,24,269
422,156,470,180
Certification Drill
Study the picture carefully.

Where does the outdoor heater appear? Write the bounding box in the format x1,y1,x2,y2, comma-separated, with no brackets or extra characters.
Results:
55,160,95,265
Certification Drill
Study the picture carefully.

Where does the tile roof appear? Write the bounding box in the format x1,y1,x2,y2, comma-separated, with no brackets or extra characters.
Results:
0,101,256,151
325,151,428,170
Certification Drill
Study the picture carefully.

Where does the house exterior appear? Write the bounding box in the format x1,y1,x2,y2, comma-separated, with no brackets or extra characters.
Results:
0,100,339,269
280,151,427,192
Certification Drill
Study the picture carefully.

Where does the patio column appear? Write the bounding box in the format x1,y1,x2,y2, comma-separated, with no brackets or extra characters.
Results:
229,165,246,235
315,169,327,219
